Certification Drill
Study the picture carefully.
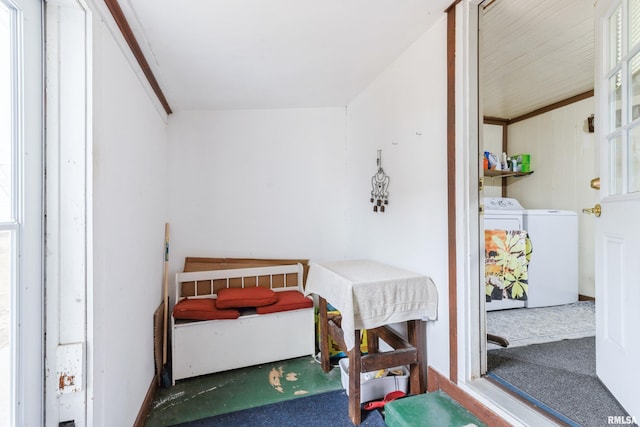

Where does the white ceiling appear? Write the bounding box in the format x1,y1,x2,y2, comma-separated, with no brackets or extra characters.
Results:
481,0,595,120
119,0,452,112
117,0,595,118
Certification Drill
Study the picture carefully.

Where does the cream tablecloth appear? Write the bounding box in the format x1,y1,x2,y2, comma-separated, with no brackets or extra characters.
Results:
305,260,438,350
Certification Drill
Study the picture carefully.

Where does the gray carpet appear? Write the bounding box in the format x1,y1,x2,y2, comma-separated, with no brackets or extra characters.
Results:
488,337,636,427
486,301,595,349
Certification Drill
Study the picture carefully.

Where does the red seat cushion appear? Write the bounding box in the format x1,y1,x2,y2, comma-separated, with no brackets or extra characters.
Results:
255,290,313,314
216,287,277,309
172,297,240,320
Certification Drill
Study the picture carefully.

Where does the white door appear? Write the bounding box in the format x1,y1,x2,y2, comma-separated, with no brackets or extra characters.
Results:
594,0,640,419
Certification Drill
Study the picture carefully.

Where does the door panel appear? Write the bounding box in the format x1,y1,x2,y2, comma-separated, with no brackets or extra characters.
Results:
595,0,640,418
596,202,640,417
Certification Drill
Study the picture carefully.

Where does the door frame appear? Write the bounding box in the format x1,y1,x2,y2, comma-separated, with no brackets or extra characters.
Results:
446,1,567,424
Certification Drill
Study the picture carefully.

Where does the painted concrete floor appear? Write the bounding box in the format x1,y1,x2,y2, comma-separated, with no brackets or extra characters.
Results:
144,356,343,426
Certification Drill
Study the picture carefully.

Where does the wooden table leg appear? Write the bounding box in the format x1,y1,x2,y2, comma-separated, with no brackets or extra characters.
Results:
348,329,362,425
318,297,331,372
366,329,379,355
407,320,427,394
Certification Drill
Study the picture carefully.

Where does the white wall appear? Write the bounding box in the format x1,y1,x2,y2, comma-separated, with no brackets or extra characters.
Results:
167,108,348,272
165,15,450,377
483,124,504,197
91,18,168,427
507,97,597,297
345,16,450,376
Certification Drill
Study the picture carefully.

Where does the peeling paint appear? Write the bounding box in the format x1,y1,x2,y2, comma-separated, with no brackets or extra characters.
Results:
56,343,84,395
58,373,76,391
268,367,284,393
152,391,186,410
195,386,218,396
285,372,298,382
269,366,306,395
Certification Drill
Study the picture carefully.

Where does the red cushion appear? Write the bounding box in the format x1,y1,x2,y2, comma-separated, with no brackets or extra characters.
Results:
172,298,240,320
216,287,277,309
255,290,313,314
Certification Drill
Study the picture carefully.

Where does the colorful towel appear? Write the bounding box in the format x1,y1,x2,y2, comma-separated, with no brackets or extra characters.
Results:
485,230,532,302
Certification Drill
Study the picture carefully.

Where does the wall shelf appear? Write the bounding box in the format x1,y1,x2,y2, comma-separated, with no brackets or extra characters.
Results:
484,170,534,178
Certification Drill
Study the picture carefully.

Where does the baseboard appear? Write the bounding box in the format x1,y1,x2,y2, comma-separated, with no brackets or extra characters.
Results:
133,374,159,427
427,366,511,427
578,294,595,301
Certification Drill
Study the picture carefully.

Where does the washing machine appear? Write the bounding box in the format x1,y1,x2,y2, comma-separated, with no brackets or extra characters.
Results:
483,197,526,311
523,209,578,308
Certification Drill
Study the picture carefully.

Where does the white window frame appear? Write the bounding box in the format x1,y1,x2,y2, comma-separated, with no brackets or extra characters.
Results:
1,0,44,426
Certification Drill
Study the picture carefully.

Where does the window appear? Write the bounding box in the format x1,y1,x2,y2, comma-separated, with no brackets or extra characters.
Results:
0,2,17,425
0,1,43,425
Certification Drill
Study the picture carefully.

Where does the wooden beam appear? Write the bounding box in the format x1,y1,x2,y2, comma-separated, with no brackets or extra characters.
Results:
446,3,458,385
367,325,412,350
483,116,509,125
508,90,593,124
103,0,173,115
360,349,418,372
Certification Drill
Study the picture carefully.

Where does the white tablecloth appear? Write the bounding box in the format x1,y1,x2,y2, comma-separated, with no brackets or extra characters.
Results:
305,260,438,350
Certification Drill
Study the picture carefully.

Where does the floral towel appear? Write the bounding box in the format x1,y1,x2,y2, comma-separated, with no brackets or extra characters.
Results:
485,229,532,302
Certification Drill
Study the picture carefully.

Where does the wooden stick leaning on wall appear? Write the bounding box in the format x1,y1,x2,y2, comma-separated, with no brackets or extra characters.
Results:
161,223,171,387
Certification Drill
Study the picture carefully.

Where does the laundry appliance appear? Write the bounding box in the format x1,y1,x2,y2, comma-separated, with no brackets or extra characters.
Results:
523,208,578,308
483,197,579,310
483,197,526,311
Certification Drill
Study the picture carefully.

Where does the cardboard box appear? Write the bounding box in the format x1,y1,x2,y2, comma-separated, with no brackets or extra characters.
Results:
339,358,409,403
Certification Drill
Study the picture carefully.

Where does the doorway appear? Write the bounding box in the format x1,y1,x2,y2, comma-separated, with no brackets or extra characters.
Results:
477,1,627,425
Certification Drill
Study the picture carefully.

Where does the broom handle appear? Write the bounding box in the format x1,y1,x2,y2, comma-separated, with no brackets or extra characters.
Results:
162,223,170,365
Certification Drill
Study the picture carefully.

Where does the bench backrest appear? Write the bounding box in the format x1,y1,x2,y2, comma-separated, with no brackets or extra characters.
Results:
175,263,304,301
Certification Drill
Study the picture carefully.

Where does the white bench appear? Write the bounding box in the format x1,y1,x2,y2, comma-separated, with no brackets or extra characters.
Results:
171,263,315,384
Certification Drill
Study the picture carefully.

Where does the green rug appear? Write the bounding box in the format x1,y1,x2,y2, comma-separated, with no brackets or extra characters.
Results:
145,356,343,426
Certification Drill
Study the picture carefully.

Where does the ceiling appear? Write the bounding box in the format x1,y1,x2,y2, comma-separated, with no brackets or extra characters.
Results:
118,0,451,112
481,0,595,120
116,0,595,118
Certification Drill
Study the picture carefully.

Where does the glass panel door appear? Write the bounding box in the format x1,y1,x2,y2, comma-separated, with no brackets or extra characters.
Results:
605,0,640,195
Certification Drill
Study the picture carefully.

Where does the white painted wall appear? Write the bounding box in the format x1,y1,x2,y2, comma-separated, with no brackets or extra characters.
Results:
167,108,348,273
165,15,450,378
345,16,450,376
482,124,504,197
90,17,168,427
506,97,597,297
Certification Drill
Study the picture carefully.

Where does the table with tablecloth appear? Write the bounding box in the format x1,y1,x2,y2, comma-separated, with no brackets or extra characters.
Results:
305,260,438,425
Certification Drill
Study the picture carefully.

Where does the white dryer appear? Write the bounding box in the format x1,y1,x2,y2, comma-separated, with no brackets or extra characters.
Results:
523,209,578,307
483,197,526,311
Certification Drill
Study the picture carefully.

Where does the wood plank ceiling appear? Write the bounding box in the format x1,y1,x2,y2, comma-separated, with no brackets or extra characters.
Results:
481,0,595,120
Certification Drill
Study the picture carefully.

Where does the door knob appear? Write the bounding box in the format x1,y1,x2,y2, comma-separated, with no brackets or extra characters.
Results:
590,177,600,190
582,204,601,217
